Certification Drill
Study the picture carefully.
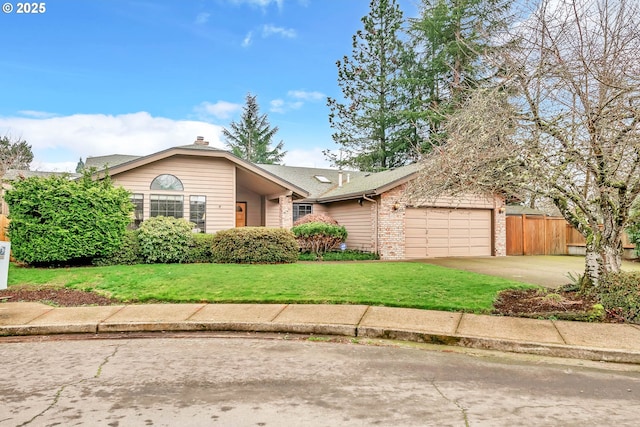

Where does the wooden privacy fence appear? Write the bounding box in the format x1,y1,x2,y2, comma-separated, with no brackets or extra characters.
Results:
0,214,8,241
506,215,568,255
507,214,636,256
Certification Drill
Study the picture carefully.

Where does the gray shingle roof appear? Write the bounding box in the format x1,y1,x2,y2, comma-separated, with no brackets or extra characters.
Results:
258,163,420,201
85,154,142,170
3,169,81,180
316,163,421,201
257,165,368,199
81,144,421,202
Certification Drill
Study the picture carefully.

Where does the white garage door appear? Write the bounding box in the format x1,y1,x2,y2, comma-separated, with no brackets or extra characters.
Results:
405,208,492,258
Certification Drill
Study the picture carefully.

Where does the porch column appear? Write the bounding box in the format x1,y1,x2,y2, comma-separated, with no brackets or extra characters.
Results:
279,195,293,229
493,195,507,256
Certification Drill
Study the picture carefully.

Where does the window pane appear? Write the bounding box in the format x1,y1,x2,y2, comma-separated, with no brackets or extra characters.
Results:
150,194,184,218
293,203,313,222
130,194,144,229
190,195,206,233
150,174,184,191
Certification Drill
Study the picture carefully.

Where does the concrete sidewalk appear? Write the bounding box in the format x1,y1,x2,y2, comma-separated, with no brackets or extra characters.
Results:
2,302,640,364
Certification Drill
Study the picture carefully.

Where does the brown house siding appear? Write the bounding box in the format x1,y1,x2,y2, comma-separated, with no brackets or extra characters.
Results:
327,200,376,252
111,155,235,232
265,199,281,227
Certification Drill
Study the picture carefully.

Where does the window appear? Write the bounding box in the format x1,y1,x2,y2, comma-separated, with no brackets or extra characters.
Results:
130,194,144,229
150,195,184,218
190,195,206,232
314,175,331,183
150,174,184,191
293,203,313,223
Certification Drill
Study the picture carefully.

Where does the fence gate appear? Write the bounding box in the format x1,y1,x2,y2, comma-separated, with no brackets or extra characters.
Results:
506,215,567,256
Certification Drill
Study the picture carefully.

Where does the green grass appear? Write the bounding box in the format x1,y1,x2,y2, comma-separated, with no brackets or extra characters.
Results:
7,262,534,313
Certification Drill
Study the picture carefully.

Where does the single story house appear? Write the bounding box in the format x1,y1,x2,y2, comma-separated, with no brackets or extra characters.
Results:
83,137,507,260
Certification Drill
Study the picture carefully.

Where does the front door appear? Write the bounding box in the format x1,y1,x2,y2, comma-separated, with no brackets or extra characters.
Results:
235,202,247,227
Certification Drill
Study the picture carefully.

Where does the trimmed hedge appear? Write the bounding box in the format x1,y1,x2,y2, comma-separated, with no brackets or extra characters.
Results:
138,216,195,264
291,222,348,258
5,172,132,265
186,233,216,263
595,272,640,323
211,227,298,264
93,230,143,266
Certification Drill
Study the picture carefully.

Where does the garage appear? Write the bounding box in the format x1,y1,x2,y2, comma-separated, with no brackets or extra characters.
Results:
405,208,493,258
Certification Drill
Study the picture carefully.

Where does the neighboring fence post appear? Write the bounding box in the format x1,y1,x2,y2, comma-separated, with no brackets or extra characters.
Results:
522,214,527,255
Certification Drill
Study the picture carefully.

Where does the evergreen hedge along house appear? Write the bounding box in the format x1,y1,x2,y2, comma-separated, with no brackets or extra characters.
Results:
80,137,507,260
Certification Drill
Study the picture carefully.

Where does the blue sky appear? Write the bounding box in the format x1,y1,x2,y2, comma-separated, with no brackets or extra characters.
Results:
0,0,418,171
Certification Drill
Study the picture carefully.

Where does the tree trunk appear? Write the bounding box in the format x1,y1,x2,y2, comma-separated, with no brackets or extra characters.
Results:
584,237,622,287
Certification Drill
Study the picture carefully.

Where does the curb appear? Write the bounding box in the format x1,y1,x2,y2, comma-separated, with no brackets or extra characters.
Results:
3,321,640,365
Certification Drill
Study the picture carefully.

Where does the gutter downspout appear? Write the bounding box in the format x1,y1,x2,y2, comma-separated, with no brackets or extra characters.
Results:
362,194,378,254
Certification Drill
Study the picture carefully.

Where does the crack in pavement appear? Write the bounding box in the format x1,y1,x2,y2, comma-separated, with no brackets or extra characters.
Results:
429,377,469,427
95,344,120,378
16,344,122,426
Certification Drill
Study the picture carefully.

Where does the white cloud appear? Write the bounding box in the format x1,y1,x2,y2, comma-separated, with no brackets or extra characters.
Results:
194,100,242,120
242,31,253,47
282,147,332,168
270,99,285,113
269,99,303,114
229,0,284,9
262,24,297,39
195,12,210,25
287,90,325,101
17,110,58,119
0,112,225,172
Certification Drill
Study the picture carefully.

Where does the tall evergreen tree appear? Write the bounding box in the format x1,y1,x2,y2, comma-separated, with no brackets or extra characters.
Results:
326,0,413,171
407,0,514,146
223,93,286,164
75,157,85,173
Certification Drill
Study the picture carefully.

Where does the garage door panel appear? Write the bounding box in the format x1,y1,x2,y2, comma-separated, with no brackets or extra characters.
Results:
405,208,492,258
449,229,472,237
405,218,427,228
428,237,450,247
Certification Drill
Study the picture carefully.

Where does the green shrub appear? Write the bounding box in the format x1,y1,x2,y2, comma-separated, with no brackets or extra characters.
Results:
93,230,143,266
291,222,348,259
186,233,216,263
594,272,640,323
5,171,132,265
211,227,298,264
138,216,195,264
299,249,379,261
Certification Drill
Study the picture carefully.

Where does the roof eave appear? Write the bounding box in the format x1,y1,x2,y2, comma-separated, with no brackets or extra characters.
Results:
94,147,309,199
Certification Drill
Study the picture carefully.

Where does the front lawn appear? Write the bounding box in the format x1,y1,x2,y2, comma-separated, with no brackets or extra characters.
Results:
7,262,534,313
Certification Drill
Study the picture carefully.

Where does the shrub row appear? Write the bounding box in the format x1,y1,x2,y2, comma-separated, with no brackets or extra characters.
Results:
212,227,298,264
94,217,299,265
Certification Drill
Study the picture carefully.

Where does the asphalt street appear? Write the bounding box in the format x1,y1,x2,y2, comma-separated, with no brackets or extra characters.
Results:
1,334,640,426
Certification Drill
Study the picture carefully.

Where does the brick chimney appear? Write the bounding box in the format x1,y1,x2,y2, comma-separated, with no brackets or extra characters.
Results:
194,136,209,146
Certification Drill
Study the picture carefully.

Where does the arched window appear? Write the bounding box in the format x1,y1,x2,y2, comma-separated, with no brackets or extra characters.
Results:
150,174,183,191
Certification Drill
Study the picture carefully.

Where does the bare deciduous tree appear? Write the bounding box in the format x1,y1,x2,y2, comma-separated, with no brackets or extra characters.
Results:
408,0,640,286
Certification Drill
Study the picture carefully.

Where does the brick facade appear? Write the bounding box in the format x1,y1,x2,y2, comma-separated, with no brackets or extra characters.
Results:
373,185,507,260
377,186,407,260
492,195,507,256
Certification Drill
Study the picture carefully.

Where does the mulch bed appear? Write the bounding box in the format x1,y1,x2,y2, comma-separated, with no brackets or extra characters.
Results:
0,288,121,307
492,288,609,321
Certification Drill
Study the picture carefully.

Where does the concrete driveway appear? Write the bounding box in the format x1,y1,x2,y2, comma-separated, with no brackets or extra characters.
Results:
419,255,640,288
